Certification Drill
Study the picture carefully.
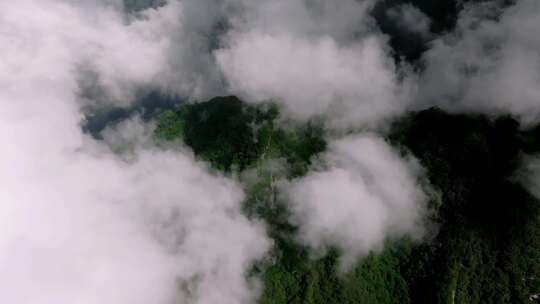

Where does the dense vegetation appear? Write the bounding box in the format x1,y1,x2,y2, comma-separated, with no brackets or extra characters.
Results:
390,110,540,303
155,97,540,303
155,96,325,175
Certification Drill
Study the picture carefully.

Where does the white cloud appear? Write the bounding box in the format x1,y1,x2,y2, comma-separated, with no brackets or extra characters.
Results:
0,1,270,303
217,33,408,129
0,0,440,301
285,134,427,269
216,0,413,129
418,0,540,125
227,0,375,42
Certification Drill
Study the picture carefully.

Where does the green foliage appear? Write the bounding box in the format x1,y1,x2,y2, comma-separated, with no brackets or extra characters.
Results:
156,97,540,304
258,242,413,304
155,96,325,174
156,96,263,170
391,108,540,304
155,110,185,140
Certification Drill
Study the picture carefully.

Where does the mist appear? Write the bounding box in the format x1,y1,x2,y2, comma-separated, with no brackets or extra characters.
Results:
8,0,540,302
206,0,429,270
0,1,269,303
285,134,427,269
418,0,540,125
1,0,434,297
215,0,414,129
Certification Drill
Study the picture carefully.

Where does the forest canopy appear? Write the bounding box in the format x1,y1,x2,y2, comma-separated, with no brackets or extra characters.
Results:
154,96,540,304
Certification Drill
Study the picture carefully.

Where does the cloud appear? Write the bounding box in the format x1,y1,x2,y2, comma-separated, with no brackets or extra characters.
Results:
0,0,179,106
0,1,269,303
386,3,433,39
149,0,231,100
413,0,540,218
217,33,408,129
1,0,445,301
216,0,414,129
77,0,234,103
284,134,427,268
522,156,540,200
226,0,375,42
124,0,166,12
418,0,540,125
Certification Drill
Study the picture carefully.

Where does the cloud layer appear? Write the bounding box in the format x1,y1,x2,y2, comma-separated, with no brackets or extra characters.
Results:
13,0,540,301
0,1,269,303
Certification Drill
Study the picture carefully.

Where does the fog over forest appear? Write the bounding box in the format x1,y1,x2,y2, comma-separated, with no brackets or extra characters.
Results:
2,0,540,303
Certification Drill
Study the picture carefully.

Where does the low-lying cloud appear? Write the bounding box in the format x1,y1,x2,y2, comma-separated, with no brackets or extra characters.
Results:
414,0,540,203
0,1,269,303
285,134,427,268
217,33,408,129
216,0,414,129
418,0,540,125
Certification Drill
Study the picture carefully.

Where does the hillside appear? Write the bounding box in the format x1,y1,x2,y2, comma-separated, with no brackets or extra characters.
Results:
155,96,540,304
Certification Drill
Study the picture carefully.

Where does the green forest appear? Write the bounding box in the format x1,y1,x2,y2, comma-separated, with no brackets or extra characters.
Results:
154,96,540,304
